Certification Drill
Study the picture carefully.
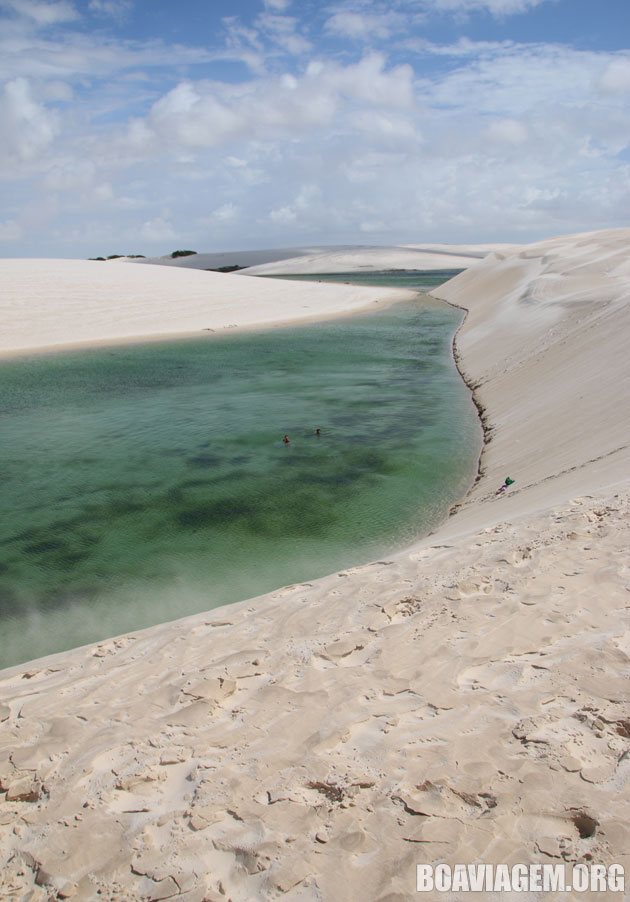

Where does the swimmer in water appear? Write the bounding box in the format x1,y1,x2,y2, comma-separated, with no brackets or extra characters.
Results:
315,428,321,437
283,434,290,444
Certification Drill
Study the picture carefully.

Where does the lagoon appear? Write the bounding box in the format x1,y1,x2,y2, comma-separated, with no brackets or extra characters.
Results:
0,272,481,668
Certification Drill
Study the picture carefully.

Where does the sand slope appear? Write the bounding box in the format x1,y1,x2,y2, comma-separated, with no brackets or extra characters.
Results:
0,229,629,900
432,227,630,535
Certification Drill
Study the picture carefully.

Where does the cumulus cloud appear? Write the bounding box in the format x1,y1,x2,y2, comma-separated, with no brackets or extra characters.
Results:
0,76,59,166
126,54,414,155
144,81,244,148
485,117,528,144
0,0,628,256
597,57,630,95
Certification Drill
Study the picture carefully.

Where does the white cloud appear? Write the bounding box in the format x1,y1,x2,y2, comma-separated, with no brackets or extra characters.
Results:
145,81,243,148
211,202,238,221
226,155,248,168
427,44,602,116
222,17,262,52
359,218,388,233
351,109,421,144
0,0,78,25
256,13,311,55
0,218,22,240
0,76,59,166
44,159,97,191
0,29,215,83
124,54,414,156
597,57,630,95
430,0,548,14
294,184,321,210
140,216,176,242
88,0,132,19
41,78,73,100
486,117,528,144
0,0,628,256
324,10,406,41
323,0,551,32
269,205,297,223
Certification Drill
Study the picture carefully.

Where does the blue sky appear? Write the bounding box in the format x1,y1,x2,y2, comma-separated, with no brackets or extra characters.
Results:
1,0,629,256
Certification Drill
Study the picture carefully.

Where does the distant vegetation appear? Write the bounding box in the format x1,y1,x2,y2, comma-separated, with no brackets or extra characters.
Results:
88,254,146,261
170,249,197,258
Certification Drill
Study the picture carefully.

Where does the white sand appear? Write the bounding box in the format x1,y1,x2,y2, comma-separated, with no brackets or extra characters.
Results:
135,242,515,275
0,258,413,357
240,243,513,275
1,229,629,900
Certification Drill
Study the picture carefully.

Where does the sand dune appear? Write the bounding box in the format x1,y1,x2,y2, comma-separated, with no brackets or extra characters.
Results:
0,258,413,357
239,243,512,275
136,242,513,275
136,246,340,271
0,229,629,900
431,227,630,534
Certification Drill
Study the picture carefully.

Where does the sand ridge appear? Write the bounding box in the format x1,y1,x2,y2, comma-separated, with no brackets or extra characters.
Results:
0,228,629,900
238,243,514,275
135,242,515,275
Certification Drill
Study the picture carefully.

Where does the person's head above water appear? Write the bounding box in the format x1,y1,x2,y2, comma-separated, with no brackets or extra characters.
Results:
283,434,290,444
315,428,321,436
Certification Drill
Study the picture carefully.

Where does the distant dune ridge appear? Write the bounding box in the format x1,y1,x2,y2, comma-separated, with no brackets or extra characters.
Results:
0,229,629,899
135,242,515,274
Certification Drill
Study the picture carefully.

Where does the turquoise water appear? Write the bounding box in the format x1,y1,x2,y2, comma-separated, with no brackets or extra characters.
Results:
0,273,481,668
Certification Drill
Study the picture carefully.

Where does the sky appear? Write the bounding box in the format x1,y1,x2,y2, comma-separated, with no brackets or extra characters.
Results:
1,0,629,257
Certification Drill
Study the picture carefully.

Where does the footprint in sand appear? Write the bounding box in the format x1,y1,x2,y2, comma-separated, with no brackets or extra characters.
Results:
272,583,313,598
313,637,372,669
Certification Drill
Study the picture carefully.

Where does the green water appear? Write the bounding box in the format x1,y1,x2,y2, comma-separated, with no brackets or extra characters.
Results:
0,272,481,668
266,269,466,291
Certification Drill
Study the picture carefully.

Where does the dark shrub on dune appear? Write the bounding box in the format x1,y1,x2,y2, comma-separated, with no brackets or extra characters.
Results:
88,254,146,260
